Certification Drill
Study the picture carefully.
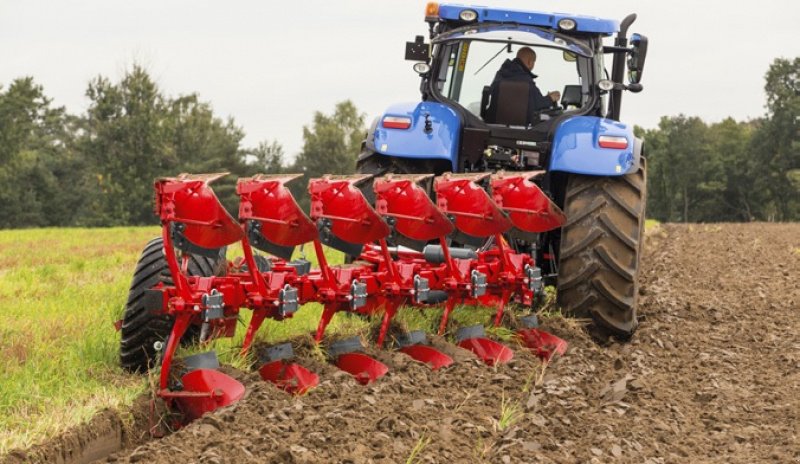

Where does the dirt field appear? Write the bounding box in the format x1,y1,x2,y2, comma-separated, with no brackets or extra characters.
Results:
6,223,800,463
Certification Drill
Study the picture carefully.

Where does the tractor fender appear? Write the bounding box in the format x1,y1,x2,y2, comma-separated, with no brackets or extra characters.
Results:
363,101,461,171
549,115,641,176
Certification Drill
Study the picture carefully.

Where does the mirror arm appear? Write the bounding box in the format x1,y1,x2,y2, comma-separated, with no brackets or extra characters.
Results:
611,82,643,93
609,13,637,121
602,46,631,54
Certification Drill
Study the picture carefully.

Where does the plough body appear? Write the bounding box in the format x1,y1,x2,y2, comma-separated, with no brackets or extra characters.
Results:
137,171,568,422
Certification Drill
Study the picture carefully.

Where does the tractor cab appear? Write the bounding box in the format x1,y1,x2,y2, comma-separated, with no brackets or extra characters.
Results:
361,2,647,177
426,24,597,171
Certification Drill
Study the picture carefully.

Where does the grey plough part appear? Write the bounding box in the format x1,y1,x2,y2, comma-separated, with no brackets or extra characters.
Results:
422,244,478,263
470,270,487,298
525,265,544,292
519,314,540,329
278,285,299,317
455,324,486,343
259,342,295,364
393,330,428,349
413,275,430,304
327,336,364,358
201,289,225,322
350,280,368,310
287,259,311,276
181,351,221,375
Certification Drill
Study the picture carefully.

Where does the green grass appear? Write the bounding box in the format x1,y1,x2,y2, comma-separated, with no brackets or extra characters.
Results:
405,432,432,464
0,227,371,453
496,393,523,431
0,227,160,452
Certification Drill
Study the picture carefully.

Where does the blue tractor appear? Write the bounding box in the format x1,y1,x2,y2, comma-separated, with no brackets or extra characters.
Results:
356,3,649,337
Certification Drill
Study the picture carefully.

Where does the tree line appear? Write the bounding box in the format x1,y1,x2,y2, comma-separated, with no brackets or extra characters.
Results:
0,58,796,229
640,57,798,222
0,66,364,228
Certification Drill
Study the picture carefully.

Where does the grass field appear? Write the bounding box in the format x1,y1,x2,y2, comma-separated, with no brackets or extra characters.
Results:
0,227,365,452
0,227,160,452
0,227,500,453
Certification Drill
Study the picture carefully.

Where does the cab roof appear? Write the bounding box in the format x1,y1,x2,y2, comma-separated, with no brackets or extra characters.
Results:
437,3,618,35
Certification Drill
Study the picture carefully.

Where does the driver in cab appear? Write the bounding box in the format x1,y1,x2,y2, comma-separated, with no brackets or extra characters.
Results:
485,47,561,125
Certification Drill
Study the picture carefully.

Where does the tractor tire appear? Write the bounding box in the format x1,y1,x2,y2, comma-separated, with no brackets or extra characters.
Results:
119,238,226,372
556,159,646,338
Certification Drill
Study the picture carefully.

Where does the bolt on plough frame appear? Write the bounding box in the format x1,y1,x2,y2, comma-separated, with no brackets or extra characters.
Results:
136,170,569,423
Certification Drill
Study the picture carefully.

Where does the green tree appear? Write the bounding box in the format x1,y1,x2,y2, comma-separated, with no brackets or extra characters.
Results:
79,67,175,225
0,78,80,228
643,115,713,222
250,140,286,174
290,101,366,208
78,66,250,225
750,57,799,220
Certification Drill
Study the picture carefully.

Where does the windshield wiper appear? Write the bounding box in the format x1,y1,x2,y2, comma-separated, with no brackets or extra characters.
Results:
473,43,510,76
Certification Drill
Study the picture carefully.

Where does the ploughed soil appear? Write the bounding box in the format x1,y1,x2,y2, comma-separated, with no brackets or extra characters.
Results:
8,223,800,463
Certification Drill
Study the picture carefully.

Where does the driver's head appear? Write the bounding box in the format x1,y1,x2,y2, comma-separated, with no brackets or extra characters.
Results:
517,47,536,71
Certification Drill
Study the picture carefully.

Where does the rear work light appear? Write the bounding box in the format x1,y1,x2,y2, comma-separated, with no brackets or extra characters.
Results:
558,18,577,31
459,9,478,22
382,116,412,130
598,135,628,149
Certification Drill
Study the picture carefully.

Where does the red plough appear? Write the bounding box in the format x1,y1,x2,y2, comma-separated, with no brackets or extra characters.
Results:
143,170,568,424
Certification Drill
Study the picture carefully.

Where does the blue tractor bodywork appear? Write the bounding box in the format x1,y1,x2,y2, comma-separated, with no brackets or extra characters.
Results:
436,4,619,35
549,116,639,176
373,111,640,177
370,102,462,171
364,3,648,178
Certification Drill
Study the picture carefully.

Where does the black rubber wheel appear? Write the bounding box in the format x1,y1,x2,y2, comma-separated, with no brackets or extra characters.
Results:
556,159,647,338
119,237,227,372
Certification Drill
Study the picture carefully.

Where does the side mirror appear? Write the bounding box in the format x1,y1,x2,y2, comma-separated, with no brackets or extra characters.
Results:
405,35,430,62
627,33,648,84
561,85,582,108
562,51,577,62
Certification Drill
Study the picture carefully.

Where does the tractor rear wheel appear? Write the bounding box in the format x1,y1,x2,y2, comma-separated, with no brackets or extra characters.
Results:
119,238,226,372
556,160,646,338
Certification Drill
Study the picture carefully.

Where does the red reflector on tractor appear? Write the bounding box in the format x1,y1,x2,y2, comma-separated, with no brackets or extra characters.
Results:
598,135,628,149
382,116,412,129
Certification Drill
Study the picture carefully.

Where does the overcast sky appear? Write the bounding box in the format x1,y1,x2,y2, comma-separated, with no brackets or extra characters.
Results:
0,1,797,158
